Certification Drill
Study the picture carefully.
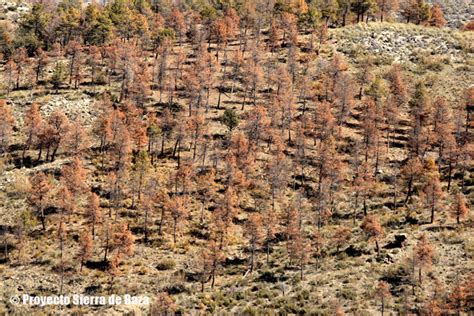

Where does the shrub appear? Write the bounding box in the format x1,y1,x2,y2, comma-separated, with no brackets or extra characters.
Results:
256,288,274,299
156,259,176,271
7,174,31,198
220,109,239,132
462,20,474,31
241,305,259,315
440,231,463,244
339,286,358,300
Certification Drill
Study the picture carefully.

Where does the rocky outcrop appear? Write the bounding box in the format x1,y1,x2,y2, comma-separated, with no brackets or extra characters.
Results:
9,94,96,127
332,23,471,63
428,0,473,28
0,0,29,22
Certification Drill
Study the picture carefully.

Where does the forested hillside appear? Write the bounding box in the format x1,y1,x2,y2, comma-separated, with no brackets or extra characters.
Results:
0,0,473,314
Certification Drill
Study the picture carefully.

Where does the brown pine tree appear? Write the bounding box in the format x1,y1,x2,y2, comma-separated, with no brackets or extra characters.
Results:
57,220,67,295
401,156,423,204
111,124,132,171
361,98,380,166
385,64,407,149
353,161,376,219
85,192,102,239
187,111,207,160
287,227,310,280
66,41,83,89
332,226,352,253
0,100,14,154
414,233,435,284
245,105,270,148
377,0,399,21
129,151,151,209
141,185,156,243
66,121,91,157
243,213,264,273
112,223,134,258
261,206,277,265
266,151,290,212
165,195,188,244
159,108,176,156
450,190,469,224
47,110,71,161
428,4,447,27
312,230,325,269
312,101,336,144
61,156,88,200
34,48,48,84
55,184,76,216
334,72,355,131
447,278,467,314
4,59,17,94
12,47,27,89
194,168,216,224
420,158,444,224
375,281,392,315
213,186,238,250
87,45,101,85
77,229,93,272
105,222,135,270
241,46,264,109
191,247,214,292
207,240,225,289
212,18,229,62
361,215,384,255
93,102,113,154
432,97,455,170
22,103,42,159
408,82,432,157
328,53,348,100
28,172,53,231
169,8,186,46
150,292,177,314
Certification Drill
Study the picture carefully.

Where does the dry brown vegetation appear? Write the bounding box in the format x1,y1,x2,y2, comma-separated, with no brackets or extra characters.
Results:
0,0,473,314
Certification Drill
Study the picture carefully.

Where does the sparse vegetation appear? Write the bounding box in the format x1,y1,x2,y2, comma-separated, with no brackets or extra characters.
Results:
0,0,472,314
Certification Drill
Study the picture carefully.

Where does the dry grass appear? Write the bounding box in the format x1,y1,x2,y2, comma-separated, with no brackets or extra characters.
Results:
0,21,473,314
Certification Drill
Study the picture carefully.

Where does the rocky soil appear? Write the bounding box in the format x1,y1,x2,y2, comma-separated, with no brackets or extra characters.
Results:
8,93,97,127
0,0,28,22
332,23,471,63
429,0,473,28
